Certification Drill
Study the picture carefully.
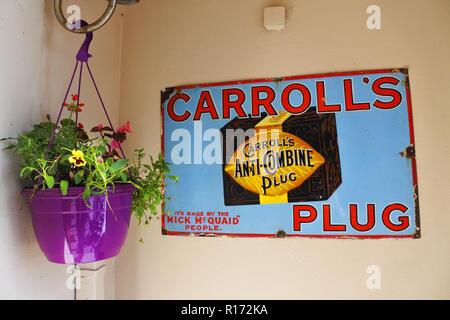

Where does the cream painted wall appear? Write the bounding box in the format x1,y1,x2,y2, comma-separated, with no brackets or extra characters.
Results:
115,0,450,299
0,0,123,299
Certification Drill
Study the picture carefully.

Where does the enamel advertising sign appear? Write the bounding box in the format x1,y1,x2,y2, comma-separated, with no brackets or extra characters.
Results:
161,68,420,238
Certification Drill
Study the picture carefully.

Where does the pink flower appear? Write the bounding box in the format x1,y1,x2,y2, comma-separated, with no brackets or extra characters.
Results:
110,140,120,150
117,121,132,133
97,124,103,130
97,156,103,163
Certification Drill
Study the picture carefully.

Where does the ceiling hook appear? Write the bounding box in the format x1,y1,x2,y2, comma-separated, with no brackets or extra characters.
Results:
54,0,118,34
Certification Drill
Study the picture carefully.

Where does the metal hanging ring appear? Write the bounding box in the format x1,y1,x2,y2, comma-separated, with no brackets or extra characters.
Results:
54,0,117,34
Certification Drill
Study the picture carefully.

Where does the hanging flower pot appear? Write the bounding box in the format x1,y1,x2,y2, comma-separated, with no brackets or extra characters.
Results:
23,184,134,264
1,20,177,264
3,111,176,264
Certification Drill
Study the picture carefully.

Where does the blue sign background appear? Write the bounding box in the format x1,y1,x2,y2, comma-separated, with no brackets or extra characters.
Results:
162,70,418,237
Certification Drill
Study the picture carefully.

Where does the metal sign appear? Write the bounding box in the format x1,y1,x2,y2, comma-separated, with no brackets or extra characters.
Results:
161,68,420,238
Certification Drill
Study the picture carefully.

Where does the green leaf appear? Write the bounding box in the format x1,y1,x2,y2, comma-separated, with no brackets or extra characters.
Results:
47,163,58,176
45,175,54,189
98,145,106,155
166,175,178,181
83,187,91,197
60,180,69,196
60,118,75,127
83,187,91,206
130,181,143,190
19,167,32,179
74,170,84,184
61,154,71,163
111,159,130,173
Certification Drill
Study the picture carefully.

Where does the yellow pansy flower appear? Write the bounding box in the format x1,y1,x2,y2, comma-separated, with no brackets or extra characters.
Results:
68,150,86,167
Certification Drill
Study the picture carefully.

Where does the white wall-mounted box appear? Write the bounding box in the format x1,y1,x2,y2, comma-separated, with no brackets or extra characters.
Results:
264,6,286,31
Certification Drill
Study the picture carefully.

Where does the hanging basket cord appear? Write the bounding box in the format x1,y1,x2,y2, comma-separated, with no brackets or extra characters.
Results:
43,20,134,184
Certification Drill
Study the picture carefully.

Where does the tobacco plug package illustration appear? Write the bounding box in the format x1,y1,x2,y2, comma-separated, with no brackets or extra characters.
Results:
221,109,341,206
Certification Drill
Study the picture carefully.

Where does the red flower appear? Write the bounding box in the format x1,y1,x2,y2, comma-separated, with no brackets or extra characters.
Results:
63,103,68,106
117,121,132,133
77,108,82,112
78,123,84,129
79,103,85,107
72,95,78,101
110,140,120,150
97,124,103,130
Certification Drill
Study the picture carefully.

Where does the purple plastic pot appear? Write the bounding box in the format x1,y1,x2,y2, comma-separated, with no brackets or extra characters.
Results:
23,184,134,264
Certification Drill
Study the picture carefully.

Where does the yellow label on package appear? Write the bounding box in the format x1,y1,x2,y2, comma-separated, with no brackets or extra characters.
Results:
224,112,325,204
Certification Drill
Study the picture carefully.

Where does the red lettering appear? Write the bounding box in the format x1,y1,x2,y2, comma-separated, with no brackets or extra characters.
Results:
281,83,311,114
251,86,277,117
382,203,409,231
167,93,191,122
344,79,370,111
349,204,375,231
223,88,247,118
372,77,402,109
193,90,220,120
293,205,317,231
323,204,346,231
316,81,341,112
